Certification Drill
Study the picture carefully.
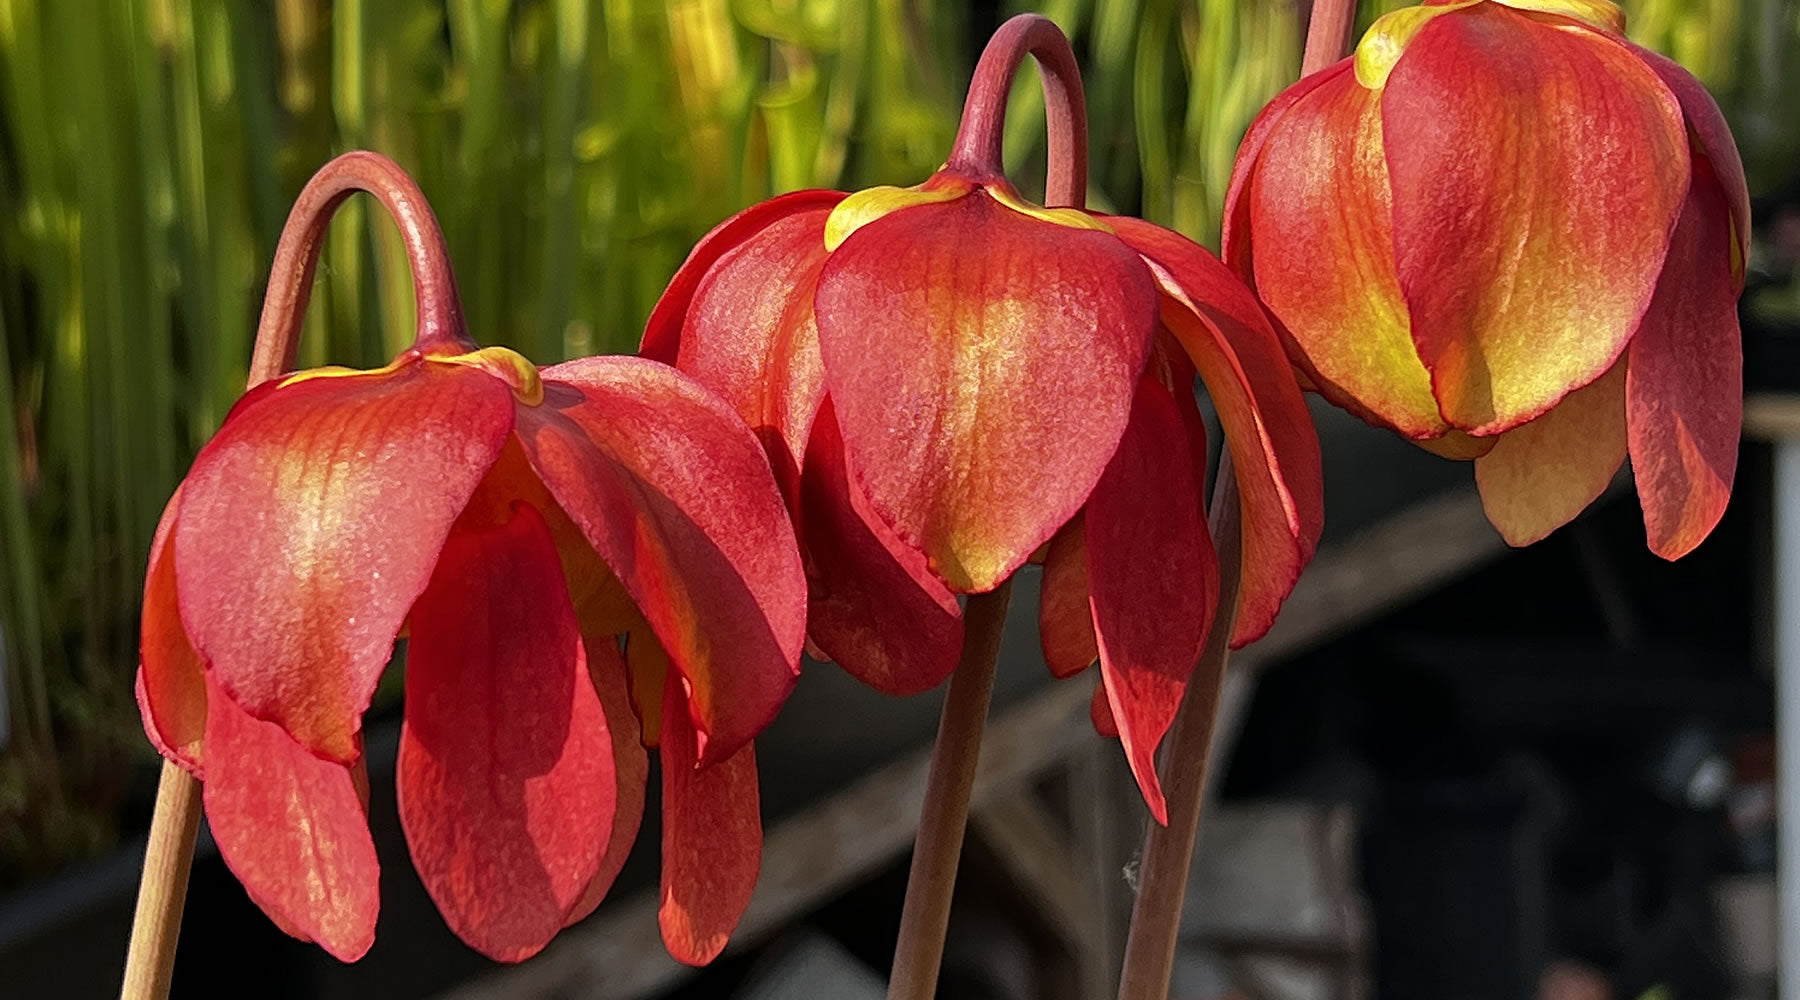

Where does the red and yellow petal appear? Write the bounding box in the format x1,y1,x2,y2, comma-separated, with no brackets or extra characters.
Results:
397,502,615,963
1221,53,1347,282
641,189,847,364
138,486,205,775
658,670,761,966
1632,45,1750,286
800,399,965,695
563,634,650,927
519,357,805,765
1235,63,1446,438
813,190,1159,593
1381,3,1689,433
202,674,379,962
1474,360,1628,546
1038,516,1098,680
1111,217,1324,646
174,357,514,762
1087,378,1219,824
1627,155,1743,560
648,204,838,503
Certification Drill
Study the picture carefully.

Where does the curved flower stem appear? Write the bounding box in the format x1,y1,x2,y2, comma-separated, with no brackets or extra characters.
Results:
887,580,1014,1000
1114,4,1357,998
121,150,463,1000
1302,0,1360,81
945,13,1089,209
252,149,475,375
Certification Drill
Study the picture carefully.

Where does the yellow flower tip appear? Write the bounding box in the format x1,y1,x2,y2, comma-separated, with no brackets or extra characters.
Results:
823,173,1114,253
1354,1,1479,90
1494,0,1626,34
276,353,413,388
823,180,971,252
983,183,1116,235
276,365,358,388
435,345,545,406
1354,0,1626,90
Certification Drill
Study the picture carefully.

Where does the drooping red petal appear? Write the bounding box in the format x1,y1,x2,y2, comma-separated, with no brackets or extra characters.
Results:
641,189,847,363
1038,516,1097,679
1475,361,1627,546
813,190,1159,593
1090,674,1119,739
645,203,839,503
1220,55,1348,282
564,634,650,927
800,399,964,695
174,358,514,761
1231,62,1449,439
138,486,205,775
202,674,378,962
519,356,805,764
1632,45,1751,286
1109,216,1323,646
459,437,647,639
397,502,615,962
1087,378,1218,825
1382,3,1689,434
1627,155,1743,560
659,670,761,966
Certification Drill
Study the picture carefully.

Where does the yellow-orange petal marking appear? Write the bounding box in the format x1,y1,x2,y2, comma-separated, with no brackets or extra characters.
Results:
824,181,971,252
279,345,545,406
984,182,1116,235
1474,361,1627,546
1354,2,1479,89
1494,0,1626,33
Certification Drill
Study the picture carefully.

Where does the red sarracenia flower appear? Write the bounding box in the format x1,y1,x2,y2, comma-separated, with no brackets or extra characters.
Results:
137,153,805,965
643,16,1324,821
1223,0,1748,557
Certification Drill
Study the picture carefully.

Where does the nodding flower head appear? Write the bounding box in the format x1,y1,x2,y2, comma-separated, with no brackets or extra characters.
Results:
137,151,806,966
644,15,1324,823
1224,0,1749,558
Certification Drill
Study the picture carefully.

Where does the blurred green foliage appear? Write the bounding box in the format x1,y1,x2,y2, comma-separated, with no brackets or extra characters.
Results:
0,0,1783,886
0,0,974,887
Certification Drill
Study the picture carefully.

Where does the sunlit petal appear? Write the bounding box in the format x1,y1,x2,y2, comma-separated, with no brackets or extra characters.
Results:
800,399,964,695
175,358,514,761
202,675,378,963
1627,157,1743,559
814,190,1159,592
1383,3,1688,432
520,357,805,764
398,503,615,963
1088,378,1218,824
658,671,761,966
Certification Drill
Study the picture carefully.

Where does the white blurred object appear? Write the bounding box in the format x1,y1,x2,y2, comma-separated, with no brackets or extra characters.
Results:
1713,875,1776,1000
